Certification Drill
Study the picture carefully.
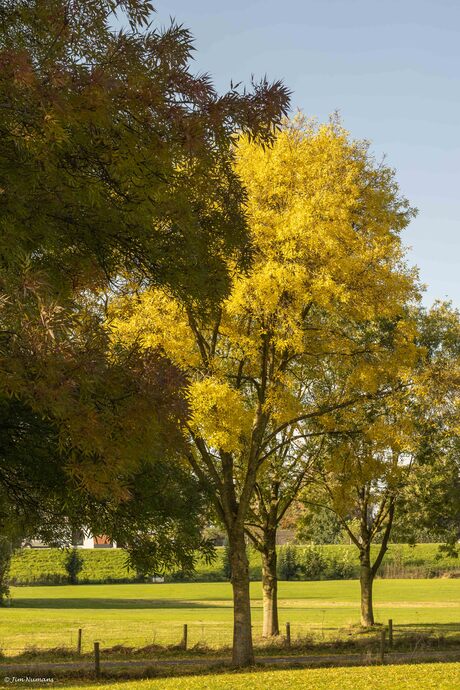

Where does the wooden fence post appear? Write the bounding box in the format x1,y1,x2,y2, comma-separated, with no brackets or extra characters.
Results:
286,622,291,647
77,628,82,655
94,641,100,678
380,628,386,664
388,619,393,649
182,624,188,650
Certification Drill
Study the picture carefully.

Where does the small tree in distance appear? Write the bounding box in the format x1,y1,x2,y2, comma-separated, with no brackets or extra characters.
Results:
277,545,298,581
65,548,83,585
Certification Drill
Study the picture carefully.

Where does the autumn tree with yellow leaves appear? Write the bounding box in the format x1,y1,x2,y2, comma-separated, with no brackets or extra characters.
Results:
301,301,460,627
301,384,417,627
386,303,460,555
110,116,420,666
244,310,420,637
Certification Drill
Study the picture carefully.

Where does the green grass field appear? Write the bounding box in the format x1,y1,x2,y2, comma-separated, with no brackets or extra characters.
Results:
50,663,460,690
1,579,459,655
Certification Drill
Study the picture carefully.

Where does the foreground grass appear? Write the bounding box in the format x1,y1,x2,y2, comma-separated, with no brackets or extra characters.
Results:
1,580,459,655
52,663,460,690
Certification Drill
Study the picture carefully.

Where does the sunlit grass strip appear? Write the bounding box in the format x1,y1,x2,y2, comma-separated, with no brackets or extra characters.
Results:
56,662,460,690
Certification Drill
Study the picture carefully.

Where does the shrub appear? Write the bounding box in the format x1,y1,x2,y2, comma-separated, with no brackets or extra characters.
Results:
278,545,300,580
298,547,327,580
64,549,83,584
325,552,355,580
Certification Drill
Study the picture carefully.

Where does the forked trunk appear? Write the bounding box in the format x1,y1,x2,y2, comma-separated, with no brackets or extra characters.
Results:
360,548,375,626
261,529,279,637
229,528,254,666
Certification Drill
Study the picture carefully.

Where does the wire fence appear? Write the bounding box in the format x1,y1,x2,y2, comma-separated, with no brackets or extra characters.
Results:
380,564,460,579
2,618,459,657
1,623,232,656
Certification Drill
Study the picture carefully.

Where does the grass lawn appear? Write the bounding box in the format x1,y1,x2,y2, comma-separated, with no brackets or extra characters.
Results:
1,579,459,655
50,663,460,690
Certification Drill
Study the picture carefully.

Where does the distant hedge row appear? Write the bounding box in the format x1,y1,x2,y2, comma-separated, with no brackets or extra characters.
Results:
9,549,136,586
9,543,459,586
196,543,459,582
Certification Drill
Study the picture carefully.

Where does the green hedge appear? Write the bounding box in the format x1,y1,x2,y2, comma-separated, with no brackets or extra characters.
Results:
191,543,459,582
9,548,136,585
274,544,460,581
9,543,459,586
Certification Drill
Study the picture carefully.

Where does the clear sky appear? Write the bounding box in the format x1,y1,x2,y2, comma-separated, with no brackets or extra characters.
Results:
154,0,460,307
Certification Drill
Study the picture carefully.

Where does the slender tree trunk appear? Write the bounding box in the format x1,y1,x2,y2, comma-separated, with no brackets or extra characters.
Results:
229,527,254,666
0,536,14,605
261,528,279,637
360,546,375,626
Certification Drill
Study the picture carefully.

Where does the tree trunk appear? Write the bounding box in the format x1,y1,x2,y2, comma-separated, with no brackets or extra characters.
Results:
261,529,279,637
360,547,375,626
229,528,254,666
0,537,13,605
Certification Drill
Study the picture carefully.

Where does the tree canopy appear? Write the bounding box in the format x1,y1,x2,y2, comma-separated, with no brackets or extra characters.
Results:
109,115,420,664
0,0,290,301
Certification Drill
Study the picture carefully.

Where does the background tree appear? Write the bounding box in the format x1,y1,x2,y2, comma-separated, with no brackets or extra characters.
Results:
244,308,420,638
296,503,344,544
394,303,460,553
300,302,460,626
110,116,419,664
304,427,412,627
398,442,460,551
244,434,323,636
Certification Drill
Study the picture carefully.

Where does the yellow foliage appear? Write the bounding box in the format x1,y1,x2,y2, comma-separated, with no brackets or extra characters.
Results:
109,290,200,370
187,378,253,453
108,114,420,467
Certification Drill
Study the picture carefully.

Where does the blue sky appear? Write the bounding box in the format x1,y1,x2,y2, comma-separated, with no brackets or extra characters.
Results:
154,0,459,307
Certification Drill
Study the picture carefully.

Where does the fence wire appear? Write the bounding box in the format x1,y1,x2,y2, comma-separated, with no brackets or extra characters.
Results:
2,618,459,657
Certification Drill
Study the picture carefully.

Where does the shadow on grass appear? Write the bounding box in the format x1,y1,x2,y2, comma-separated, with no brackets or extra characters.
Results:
10,598,227,610
395,622,460,632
